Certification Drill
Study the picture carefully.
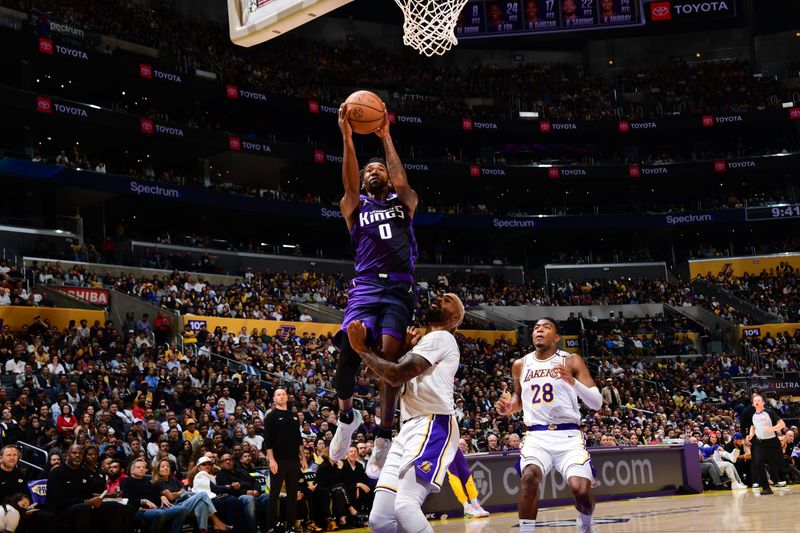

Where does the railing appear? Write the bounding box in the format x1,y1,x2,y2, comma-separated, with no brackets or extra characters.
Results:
16,440,47,472
201,346,337,398
692,278,783,324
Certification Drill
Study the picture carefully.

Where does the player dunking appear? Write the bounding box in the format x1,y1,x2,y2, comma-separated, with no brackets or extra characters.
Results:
346,293,465,533
496,318,603,533
329,103,419,478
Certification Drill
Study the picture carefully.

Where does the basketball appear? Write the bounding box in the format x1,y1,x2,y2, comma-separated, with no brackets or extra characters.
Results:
344,90,386,134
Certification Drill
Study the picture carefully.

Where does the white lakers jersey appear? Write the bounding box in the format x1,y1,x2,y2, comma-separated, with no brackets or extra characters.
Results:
399,330,460,422
520,349,581,426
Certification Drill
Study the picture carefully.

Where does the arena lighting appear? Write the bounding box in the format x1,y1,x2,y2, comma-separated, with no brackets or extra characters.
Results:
88,104,101,109
282,244,297,249
519,111,539,119
782,102,795,108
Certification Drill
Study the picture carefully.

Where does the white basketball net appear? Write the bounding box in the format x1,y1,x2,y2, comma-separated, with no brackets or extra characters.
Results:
394,0,469,57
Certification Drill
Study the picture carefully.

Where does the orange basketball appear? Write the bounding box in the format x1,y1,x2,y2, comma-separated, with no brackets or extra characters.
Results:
344,90,386,134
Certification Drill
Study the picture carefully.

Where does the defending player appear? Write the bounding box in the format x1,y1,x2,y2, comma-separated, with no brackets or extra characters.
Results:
346,293,465,533
329,103,419,478
495,318,602,533
447,448,490,518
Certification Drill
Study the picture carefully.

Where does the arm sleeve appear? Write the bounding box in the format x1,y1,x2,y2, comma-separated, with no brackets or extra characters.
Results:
410,331,455,366
574,380,603,410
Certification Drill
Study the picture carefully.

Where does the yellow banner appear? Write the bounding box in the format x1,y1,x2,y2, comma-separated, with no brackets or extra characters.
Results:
561,335,582,355
0,306,106,330
182,315,516,344
739,323,800,339
689,253,800,278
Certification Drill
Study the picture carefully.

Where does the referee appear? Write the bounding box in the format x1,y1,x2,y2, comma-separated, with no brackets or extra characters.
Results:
739,393,761,487
746,393,787,495
264,388,306,533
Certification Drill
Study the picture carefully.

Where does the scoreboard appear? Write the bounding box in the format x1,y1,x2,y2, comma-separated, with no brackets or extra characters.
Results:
456,0,643,38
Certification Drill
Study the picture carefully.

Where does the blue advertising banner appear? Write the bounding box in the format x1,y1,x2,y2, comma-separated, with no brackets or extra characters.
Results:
0,158,756,231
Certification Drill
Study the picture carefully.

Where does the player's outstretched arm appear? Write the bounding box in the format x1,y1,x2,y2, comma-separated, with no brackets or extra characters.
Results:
339,104,360,230
347,321,430,387
374,109,418,218
496,358,524,416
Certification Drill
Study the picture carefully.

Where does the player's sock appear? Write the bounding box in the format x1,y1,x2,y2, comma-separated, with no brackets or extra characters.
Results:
578,512,593,528
377,427,393,439
339,407,354,425
519,519,536,532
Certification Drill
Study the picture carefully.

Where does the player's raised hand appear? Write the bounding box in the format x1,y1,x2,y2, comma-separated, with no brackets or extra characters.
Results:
338,104,353,138
346,320,368,351
374,107,390,140
495,395,512,416
405,326,422,349
552,363,576,385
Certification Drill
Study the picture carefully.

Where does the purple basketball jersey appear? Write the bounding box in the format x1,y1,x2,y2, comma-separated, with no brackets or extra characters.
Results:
351,193,417,275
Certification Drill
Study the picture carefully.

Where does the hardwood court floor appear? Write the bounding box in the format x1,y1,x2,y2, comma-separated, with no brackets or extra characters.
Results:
347,486,800,532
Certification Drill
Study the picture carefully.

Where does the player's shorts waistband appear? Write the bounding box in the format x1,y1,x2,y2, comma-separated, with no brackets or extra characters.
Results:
355,271,414,283
402,413,454,425
528,423,580,431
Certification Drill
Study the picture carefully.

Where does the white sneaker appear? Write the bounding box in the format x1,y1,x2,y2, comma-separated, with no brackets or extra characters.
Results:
366,436,391,479
576,518,596,533
751,483,760,489
776,481,787,487
463,502,477,519
329,409,362,461
471,504,490,518
731,481,748,490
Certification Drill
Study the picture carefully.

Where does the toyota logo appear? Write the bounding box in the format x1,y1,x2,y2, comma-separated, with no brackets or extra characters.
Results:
36,97,52,113
652,6,668,16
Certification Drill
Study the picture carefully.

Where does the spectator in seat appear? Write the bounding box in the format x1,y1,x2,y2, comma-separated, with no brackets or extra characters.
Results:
152,458,231,533
46,445,130,533
215,452,267,533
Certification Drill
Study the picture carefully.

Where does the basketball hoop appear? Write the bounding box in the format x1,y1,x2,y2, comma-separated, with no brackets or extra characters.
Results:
394,0,469,57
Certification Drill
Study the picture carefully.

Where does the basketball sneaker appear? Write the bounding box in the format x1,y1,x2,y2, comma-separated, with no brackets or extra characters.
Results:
731,481,748,490
776,481,787,487
463,502,477,518
366,436,390,479
329,409,362,461
576,518,597,533
469,501,490,518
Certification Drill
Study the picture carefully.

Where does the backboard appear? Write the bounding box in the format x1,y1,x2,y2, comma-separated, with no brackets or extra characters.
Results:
227,0,354,47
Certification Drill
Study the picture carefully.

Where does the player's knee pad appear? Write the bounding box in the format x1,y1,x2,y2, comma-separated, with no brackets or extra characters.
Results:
369,491,398,533
368,513,397,533
394,499,431,533
334,335,361,399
